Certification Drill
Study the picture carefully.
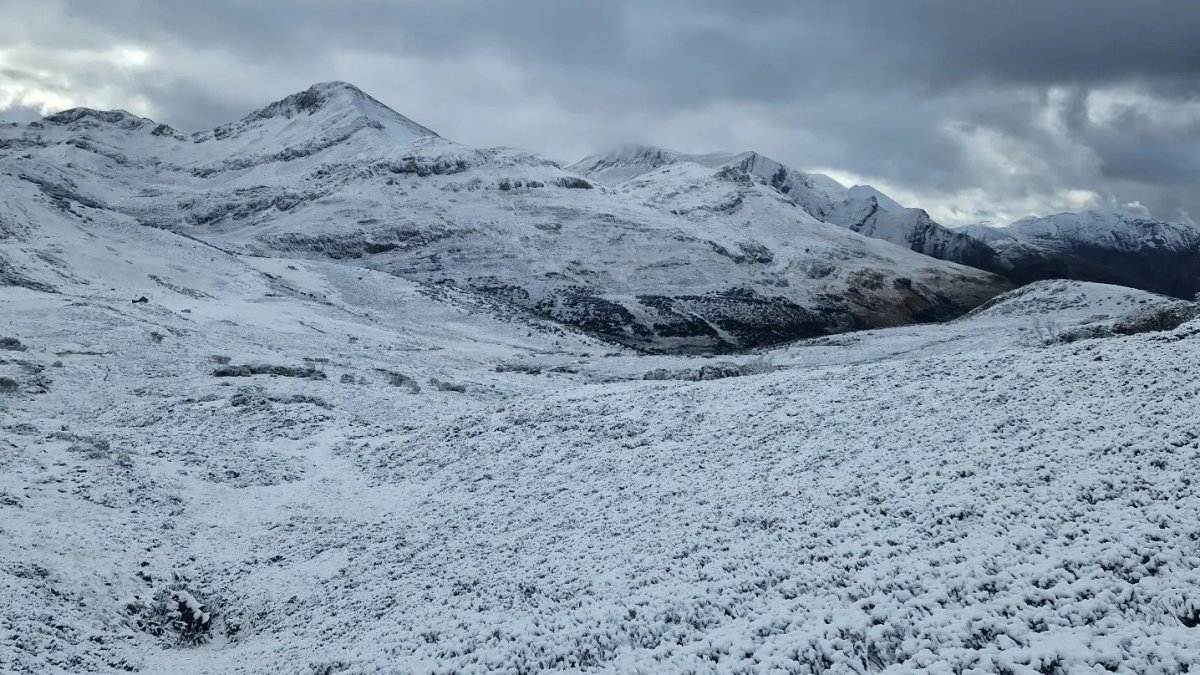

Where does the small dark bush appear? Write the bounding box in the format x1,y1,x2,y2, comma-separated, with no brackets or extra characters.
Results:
643,357,774,381
495,363,542,375
1112,303,1200,335
430,377,467,393
230,387,332,409
1049,302,1200,345
130,579,214,646
0,337,26,351
385,371,421,393
554,176,593,189
213,364,326,380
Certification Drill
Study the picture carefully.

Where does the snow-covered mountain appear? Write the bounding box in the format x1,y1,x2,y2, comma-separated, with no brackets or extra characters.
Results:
959,211,1200,299
570,145,1002,273
0,83,1009,353
5,83,1200,674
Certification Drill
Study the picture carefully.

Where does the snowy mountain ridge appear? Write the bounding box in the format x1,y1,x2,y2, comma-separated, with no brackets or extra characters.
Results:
0,83,1011,353
571,144,1002,272
958,211,1200,298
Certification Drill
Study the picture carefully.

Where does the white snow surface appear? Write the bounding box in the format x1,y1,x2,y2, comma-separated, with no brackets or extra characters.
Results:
3,191,1200,673
3,85,1200,674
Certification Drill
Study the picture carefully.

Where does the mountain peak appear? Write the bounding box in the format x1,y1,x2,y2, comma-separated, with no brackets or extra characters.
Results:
847,185,907,214
39,107,156,131
245,81,372,120
569,145,783,185
209,81,439,144
567,144,685,184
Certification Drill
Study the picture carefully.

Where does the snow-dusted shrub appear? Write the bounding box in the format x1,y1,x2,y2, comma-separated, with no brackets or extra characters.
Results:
1111,302,1200,335
644,357,774,381
0,376,17,393
495,363,542,375
0,336,26,351
429,377,467,393
380,370,420,393
1052,302,1200,344
129,575,214,646
212,363,326,379
229,386,333,409
67,436,112,460
1028,318,1062,346
554,176,593,189
736,354,774,375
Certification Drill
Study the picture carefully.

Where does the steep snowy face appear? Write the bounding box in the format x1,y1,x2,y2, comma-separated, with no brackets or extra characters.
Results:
573,146,1003,272
189,82,440,171
961,211,1200,299
566,144,687,185
0,82,1011,353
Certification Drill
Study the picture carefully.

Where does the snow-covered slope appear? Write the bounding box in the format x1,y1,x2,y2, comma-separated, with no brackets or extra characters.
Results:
6,81,1200,675
190,81,439,172
0,85,1010,352
4,219,1200,672
959,211,1200,299
570,145,1002,273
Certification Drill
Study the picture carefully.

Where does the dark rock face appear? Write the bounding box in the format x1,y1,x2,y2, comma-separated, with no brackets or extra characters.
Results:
0,254,57,293
995,244,1200,300
514,287,860,353
258,226,450,260
900,214,1002,274
957,213,1200,301
535,289,651,340
17,173,106,210
646,289,847,352
839,198,1005,275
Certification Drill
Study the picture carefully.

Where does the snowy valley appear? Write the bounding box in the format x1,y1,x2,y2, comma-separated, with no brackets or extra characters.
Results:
3,82,1200,674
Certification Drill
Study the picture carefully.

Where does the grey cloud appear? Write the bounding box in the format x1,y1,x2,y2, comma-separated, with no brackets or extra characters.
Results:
0,105,44,123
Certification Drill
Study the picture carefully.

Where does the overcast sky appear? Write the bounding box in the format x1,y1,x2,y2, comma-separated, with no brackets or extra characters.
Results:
2,0,1198,225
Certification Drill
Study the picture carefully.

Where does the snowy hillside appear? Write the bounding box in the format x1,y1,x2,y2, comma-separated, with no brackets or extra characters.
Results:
571,145,1000,272
4,82,1200,674
4,220,1200,672
0,83,1009,353
959,211,1200,299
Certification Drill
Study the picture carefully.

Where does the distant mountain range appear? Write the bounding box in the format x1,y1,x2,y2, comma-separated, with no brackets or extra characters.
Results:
570,143,1200,300
957,212,1200,299
2,81,1195,352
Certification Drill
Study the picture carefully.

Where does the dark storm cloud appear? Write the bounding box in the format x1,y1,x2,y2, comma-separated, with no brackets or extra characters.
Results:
2,0,1198,224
